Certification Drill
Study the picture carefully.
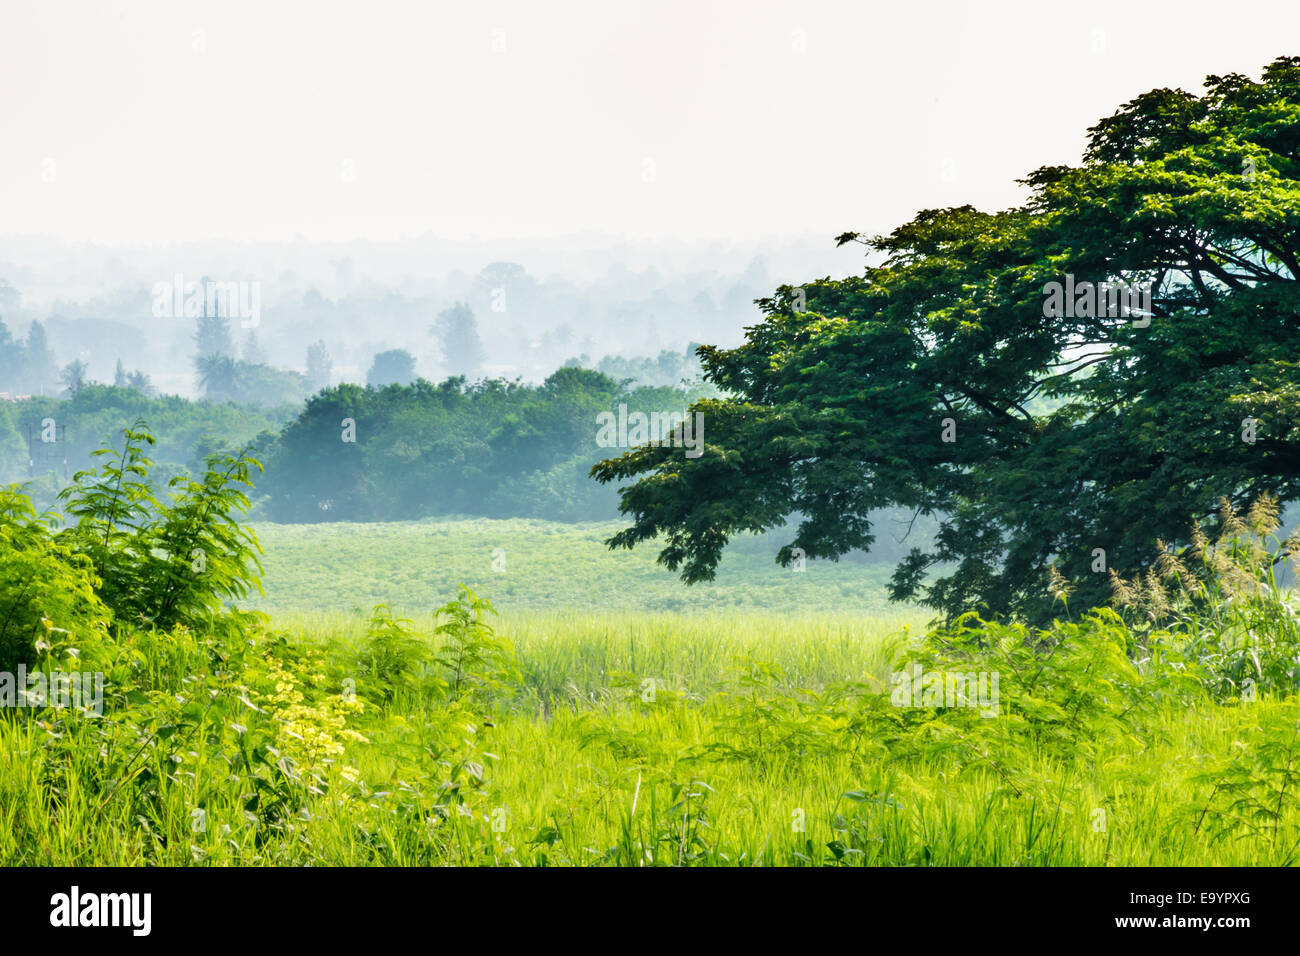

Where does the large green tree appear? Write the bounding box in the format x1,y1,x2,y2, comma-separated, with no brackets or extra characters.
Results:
593,57,1300,622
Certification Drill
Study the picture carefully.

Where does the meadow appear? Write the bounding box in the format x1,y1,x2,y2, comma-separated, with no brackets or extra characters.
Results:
4,433,1299,867
5,597,1299,866
230,605,1300,866
6,515,1300,866
246,519,899,616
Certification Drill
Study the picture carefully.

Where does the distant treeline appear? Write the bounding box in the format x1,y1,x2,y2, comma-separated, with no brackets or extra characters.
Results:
0,368,939,561
0,384,292,510
257,367,705,523
0,368,709,524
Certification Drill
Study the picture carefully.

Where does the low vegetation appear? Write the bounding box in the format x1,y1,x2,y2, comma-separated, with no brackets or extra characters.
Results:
2,426,1298,865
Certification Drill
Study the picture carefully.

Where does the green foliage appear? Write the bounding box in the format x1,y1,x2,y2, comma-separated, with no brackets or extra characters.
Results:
1192,702,1300,855
2,570,1300,864
430,302,486,378
1099,494,1300,699
0,384,290,509
366,349,417,388
0,315,19,390
565,346,710,390
57,424,160,611
0,404,23,470
305,340,332,394
197,353,307,406
432,585,518,705
0,432,528,865
257,369,706,522
137,447,265,630
0,485,109,672
357,604,427,703
594,55,1300,623
56,423,265,632
0,317,58,396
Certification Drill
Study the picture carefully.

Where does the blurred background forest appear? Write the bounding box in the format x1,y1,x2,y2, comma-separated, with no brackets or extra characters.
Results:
0,233,937,567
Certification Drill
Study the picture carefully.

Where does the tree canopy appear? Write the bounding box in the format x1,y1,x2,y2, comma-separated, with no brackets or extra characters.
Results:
258,368,701,522
367,349,417,388
593,56,1300,622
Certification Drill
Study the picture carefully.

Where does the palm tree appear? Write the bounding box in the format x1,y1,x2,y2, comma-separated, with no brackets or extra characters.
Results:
126,370,156,397
196,353,238,401
59,359,88,397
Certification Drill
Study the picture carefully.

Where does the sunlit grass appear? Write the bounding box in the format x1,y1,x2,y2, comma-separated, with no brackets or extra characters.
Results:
5,606,1294,866
247,519,900,616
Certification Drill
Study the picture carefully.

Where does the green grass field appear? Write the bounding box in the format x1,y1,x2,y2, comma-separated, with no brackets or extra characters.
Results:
5,517,1297,867
6,603,1296,866
267,610,1298,866
248,519,900,615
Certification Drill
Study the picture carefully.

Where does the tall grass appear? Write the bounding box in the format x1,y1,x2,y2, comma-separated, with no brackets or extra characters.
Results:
5,467,1299,867
274,608,918,705
3,604,1298,866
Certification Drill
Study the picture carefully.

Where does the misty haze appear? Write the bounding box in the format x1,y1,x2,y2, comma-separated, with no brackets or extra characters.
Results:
0,1,1297,917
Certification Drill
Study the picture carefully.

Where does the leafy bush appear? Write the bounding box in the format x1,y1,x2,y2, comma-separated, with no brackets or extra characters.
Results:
56,422,264,632
357,604,427,703
432,585,518,705
0,485,110,672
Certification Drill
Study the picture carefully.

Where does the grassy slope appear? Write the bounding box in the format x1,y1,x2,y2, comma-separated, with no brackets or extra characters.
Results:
248,519,902,616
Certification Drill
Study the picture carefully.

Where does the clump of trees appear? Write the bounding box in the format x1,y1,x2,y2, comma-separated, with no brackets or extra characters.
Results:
305,340,332,393
563,346,708,389
0,386,290,512
430,302,487,378
193,312,308,407
113,359,155,395
0,358,716,526
0,317,59,396
258,367,703,522
366,349,417,388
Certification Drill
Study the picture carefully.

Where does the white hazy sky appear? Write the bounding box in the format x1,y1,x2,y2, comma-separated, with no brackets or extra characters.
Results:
1,0,1297,244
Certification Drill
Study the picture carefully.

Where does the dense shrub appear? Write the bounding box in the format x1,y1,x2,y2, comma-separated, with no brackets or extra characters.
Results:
0,486,109,672
55,423,264,632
